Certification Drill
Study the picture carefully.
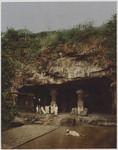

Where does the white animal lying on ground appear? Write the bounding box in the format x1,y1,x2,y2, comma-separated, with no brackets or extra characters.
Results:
66,129,85,137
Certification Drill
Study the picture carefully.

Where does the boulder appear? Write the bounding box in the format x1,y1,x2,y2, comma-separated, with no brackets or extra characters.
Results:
60,118,76,126
24,116,39,124
19,114,40,124
10,117,25,127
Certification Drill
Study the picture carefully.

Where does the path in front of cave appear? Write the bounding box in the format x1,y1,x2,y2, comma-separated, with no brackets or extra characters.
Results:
17,125,116,149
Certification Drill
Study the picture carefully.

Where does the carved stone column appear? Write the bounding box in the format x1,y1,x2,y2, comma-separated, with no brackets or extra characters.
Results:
50,89,57,113
76,90,84,115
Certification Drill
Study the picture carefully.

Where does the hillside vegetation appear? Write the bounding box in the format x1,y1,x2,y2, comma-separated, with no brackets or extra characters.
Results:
2,14,116,63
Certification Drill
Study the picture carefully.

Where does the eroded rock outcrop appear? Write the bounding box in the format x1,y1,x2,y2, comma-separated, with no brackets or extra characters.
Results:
10,38,115,92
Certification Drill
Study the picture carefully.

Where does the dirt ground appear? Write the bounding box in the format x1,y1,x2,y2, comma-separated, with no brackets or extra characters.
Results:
17,125,116,149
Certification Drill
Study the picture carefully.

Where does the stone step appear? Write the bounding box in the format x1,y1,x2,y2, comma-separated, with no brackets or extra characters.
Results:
2,125,59,149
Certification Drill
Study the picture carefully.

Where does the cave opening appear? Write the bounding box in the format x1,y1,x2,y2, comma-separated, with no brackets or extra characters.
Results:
56,77,112,113
18,77,113,114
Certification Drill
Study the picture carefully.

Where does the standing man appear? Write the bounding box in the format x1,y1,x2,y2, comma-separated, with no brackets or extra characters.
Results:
33,96,39,113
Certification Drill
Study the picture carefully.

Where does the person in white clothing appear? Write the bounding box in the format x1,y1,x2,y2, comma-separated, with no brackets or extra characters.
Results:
54,104,58,115
51,105,54,114
36,105,39,114
50,102,58,115
41,106,46,115
45,106,49,114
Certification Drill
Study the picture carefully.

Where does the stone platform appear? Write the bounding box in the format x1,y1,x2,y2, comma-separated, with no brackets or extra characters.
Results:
2,125,59,149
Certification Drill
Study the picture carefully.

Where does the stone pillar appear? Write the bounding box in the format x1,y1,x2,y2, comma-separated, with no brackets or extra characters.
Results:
50,89,57,104
50,89,57,114
76,90,84,115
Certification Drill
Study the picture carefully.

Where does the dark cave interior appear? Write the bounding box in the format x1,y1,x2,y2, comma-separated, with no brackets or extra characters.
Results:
18,77,113,114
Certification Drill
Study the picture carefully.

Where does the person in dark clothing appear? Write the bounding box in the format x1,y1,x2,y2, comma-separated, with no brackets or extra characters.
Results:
33,96,40,113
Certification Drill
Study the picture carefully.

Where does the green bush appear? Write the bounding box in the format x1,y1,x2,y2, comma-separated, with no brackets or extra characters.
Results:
2,32,18,127
2,91,18,124
104,14,116,67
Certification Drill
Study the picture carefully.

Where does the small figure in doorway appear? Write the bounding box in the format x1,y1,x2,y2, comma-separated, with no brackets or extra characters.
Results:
36,105,39,114
34,96,41,114
50,101,55,114
41,106,46,115
50,102,58,115
34,96,38,113
45,106,50,114
54,104,58,115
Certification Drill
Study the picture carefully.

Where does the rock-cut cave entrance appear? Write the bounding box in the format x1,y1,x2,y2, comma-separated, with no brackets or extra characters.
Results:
18,77,113,114
56,77,113,114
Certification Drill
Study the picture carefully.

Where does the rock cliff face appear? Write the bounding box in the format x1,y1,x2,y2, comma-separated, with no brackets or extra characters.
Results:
11,38,114,92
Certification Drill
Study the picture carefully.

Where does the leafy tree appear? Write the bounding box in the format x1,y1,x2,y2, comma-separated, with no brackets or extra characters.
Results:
2,29,18,126
104,14,116,68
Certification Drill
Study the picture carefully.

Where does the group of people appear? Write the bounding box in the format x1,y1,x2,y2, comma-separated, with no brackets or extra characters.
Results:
33,96,58,115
